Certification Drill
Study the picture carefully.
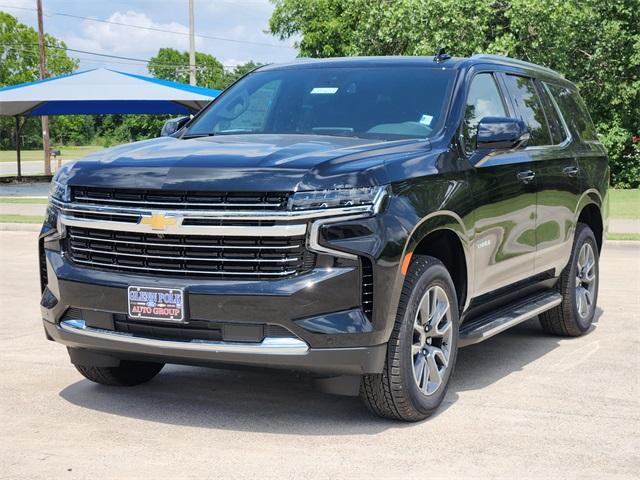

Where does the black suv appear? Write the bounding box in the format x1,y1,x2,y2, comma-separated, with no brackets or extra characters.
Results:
40,55,608,421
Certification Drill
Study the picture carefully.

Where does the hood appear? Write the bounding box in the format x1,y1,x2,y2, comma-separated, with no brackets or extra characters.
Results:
64,134,433,192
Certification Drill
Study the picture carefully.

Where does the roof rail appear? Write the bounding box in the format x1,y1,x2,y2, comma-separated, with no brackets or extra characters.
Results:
471,54,562,78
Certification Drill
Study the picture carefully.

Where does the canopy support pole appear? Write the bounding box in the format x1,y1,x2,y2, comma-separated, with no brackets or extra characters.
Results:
14,116,25,180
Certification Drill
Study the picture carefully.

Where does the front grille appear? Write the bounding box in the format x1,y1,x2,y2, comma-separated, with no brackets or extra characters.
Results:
65,226,315,279
115,318,224,342
114,319,297,342
64,307,84,320
71,187,289,211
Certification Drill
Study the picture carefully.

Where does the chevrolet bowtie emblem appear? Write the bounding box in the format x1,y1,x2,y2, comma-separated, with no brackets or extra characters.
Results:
140,213,178,231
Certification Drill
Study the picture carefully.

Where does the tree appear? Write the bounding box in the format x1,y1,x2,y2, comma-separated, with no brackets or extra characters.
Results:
224,61,262,86
269,0,640,187
0,12,78,86
148,47,227,90
1,12,81,150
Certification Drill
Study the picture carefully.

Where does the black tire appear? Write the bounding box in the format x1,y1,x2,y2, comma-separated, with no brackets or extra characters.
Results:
75,360,164,386
539,223,599,336
360,255,459,421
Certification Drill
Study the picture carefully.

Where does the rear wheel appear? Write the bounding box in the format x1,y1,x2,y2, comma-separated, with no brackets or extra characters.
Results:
75,360,164,386
360,255,459,421
539,223,599,336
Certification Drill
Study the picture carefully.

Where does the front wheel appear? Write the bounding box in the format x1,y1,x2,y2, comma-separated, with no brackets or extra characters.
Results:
360,255,459,421
75,360,164,386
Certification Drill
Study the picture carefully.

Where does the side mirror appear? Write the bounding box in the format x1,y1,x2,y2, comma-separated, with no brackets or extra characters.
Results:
160,116,190,137
476,117,529,151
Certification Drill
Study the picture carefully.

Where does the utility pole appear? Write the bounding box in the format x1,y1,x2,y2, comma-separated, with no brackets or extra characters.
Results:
36,0,51,175
188,0,196,86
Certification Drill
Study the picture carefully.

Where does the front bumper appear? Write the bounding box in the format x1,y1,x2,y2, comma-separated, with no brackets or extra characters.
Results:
43,318,386,375
41,247,388,375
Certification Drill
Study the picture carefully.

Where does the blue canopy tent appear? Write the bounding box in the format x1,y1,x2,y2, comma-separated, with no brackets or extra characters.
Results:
0,68,221,178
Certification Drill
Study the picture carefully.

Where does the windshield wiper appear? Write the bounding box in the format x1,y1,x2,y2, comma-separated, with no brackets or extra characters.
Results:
181,133,216,139
216,129,259,135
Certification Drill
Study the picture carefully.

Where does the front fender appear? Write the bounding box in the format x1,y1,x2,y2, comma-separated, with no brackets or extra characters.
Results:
311,165,475,342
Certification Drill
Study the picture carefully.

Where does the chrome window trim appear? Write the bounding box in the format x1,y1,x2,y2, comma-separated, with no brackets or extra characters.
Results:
523,136,572,152
60,319,309,355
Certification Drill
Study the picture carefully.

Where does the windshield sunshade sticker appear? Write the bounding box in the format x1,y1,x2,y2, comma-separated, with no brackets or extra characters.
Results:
310,87,339,94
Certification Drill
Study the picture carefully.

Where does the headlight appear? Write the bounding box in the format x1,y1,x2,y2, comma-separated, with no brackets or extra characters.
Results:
48,162,74,203
49,180,70,203
288,186,386,211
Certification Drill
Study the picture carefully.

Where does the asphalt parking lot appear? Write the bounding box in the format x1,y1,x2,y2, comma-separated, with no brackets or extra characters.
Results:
1,231,638,479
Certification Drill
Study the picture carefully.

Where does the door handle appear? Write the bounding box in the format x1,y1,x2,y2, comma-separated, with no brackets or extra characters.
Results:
516,170,536,184
563,166,580,177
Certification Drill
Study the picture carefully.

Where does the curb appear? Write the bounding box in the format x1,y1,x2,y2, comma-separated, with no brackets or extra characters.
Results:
0,175,53,184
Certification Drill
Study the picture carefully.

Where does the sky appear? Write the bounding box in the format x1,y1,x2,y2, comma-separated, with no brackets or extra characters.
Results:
1,0,299,74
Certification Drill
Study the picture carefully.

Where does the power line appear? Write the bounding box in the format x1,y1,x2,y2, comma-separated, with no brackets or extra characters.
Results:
0,2,295,49
1,43,243,69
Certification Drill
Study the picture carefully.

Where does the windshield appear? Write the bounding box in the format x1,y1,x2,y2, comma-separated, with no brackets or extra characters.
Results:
186,66,455,141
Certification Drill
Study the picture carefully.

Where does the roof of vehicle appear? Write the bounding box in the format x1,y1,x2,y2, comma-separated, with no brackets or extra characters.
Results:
257,54,566,82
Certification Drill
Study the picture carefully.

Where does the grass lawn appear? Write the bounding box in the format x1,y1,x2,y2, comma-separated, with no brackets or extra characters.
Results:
606,232,640,241
0,145,104,163
0,197,48,204
610,189,640,219
0,214,44,223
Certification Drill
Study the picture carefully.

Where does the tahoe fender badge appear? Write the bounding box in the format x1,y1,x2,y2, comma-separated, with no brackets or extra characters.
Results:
476,239,492,249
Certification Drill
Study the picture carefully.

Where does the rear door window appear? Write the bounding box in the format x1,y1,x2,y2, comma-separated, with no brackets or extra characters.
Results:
503,75,551,147
545,83,598,141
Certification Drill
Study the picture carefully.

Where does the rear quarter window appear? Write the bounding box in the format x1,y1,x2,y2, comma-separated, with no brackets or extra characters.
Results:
536,81,568,145
545,83,599,142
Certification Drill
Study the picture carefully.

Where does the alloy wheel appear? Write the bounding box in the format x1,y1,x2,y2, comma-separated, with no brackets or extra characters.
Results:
412,285,453,396
575,243,596,319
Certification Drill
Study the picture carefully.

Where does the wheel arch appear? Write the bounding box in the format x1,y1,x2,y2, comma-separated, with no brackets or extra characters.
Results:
401,211,472,312
575,189,605,252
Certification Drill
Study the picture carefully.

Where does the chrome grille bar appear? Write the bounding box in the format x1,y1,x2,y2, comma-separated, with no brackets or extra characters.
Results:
69,234,301,250
71,258,299,277
69,246,300,263
60,214,307,237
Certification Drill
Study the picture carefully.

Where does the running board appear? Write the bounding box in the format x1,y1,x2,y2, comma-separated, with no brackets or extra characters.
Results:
459,291,562,347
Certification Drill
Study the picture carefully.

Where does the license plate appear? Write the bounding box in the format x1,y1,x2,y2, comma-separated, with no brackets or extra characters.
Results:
128,286,184,322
